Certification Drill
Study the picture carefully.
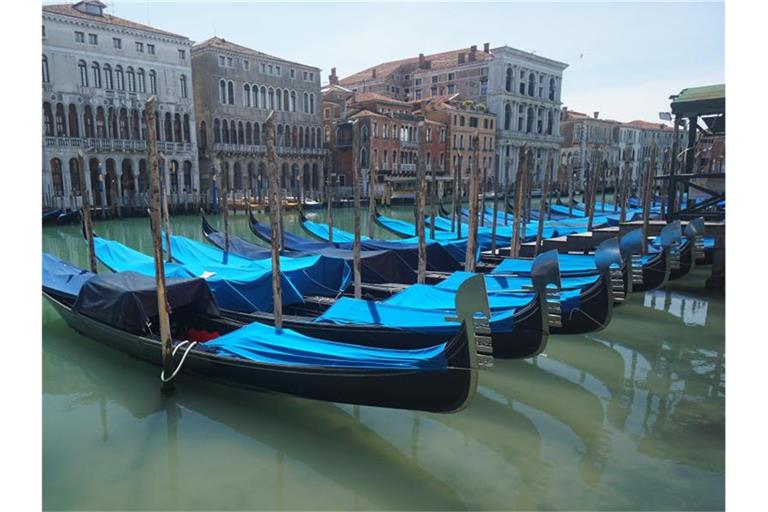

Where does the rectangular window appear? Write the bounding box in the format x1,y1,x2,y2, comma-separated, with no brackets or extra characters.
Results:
414,89,422,100
469,117,478,128
226,56,232,66
415,78,422,86
88,33,98,45
303,71,308,80
219,56,226,66
42,25,46,38
244,60,250,70
431,75,438,84
268,64,273,74
447,72,455,81
147,44,155,55
179,49,187,60
136,42,144,52
275,65,281,76
447,84,455,94
431,86,437,96
290,69,296,78
309,72,314,81
113,37,121,49
75,31,85,43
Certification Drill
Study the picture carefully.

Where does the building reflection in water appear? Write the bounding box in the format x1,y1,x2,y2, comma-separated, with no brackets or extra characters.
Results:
644,288,710,326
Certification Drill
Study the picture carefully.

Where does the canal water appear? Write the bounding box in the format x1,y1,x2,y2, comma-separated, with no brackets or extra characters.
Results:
42,206,725,510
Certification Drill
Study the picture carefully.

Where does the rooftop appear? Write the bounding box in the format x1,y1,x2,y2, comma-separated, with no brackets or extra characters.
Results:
624,120,674,131
192,37,319,70
43,2,188,39
670,83,725,116
339,46,493,86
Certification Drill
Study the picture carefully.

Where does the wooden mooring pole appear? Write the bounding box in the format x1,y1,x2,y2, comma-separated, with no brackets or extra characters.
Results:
456,154,463,239
510,146,527,258
265,111,283,329
145,97,173,392
465,134,480,272
491,153,500,254
351,120,362,299
160,159,173,263
641,143,657,255
77,150,97,273
534,151,553,256
416,122,428,282
368,165,377,240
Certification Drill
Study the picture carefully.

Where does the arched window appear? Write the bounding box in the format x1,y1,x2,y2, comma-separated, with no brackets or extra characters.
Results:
528,73,535,96
183,114,190,142
244,84,251,107
547,111,553,135
324,126,330,144
284,125,291,147
137,68,146,93
103,64,113,89
504,103,512,130
68,158,81,194
537,107,544,134
131,109,140,140
83,105,94,138
517,105,524,131
91,62,101,88
174,113,182,142
238,121,244,144
268,87,275,109
148,70,157,94
260,87,267,109
120,108,130,139
526,106,534,133
115,65,124,90
180,75,188,98
78,60,88,87
96,107,106,138
50,159,64,197
219,80,227,104
227,81,234,104
303,92,309,113
55,103,67,136
290,90,296,112
283,90,289,111
126,67,136,92
42,55,50,83
277,124,283,146
505,67,513,92
213,119,221,143
68,104,79,137
304,126,310,148
108,108,118,138
549,78,556,101
245,122,252,145
252,86,259,108
164,112,173,141
199,121,208,148
298,127,303,148
222,119,230,143
360,147,368,168
230,120,236,143
519,70,526,95
316,127,321,148
276,88,282,110
254,122,261,145
309,93,315,114
43,102,54,136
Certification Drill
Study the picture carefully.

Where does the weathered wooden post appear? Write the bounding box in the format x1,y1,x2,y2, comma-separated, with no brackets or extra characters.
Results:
464,134,481,272
368,165,377,239
600,152,607,212
416,122,428,282
641,143,657,255
523,152,533,226
510,146,527,258
77,150,97,273
220,160,230,257
456,154,464,239
327,173,334,243
160,157,173,263
430,156,437,241
534,151,553,256
145,97,173,392
451,154,459,233
265,111,283,329
479,163,487,227
503,156,511,227
491,153,500,254
620,151,631,223
351,120,362,298
567,157,575,217
586,156,600,232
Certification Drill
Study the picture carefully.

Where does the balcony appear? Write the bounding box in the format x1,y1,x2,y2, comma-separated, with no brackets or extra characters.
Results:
212,143,325,158
43,136,196,155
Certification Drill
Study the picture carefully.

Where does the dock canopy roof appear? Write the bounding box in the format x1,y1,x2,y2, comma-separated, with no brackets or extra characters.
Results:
670,84,725,117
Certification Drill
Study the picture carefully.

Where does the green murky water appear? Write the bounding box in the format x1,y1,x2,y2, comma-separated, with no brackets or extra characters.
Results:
42,207,725,510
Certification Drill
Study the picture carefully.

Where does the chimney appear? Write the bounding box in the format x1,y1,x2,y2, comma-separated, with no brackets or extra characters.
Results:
329,67,338,85
469,45,477,62
418,53,425,68
458,52,466,64
372,67,377,79
483,42,490,53
593,111,599,119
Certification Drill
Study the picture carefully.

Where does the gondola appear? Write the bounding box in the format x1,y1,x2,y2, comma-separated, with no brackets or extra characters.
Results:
90,233,555,359
42,253,490,413
43,208,62,225
56,209,81,225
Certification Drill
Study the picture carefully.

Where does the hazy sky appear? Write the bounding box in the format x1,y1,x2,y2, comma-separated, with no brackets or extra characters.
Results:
65,1,724,123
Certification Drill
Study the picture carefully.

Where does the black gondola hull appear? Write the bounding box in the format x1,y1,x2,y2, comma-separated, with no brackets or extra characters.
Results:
551,273,613,334
45,293,475,413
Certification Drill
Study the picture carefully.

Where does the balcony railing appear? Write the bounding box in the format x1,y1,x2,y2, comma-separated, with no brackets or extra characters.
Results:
44,137,194,154
212,143,325,157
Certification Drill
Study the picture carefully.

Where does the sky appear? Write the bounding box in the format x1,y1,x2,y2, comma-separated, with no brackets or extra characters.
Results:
59,0,724,123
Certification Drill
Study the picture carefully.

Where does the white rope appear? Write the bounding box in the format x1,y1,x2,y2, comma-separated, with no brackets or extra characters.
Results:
160,340,198,383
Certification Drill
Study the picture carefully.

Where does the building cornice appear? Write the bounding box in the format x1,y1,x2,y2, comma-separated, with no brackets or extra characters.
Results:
491,46,569,71
191,45,320,72
42,11,193,46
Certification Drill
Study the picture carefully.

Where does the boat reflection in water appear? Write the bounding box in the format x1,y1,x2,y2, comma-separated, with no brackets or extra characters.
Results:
43,213,724,510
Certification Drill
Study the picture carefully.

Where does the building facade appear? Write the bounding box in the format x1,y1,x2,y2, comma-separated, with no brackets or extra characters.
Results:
42,0,198,212
337,43,566,188
192,37,325,202
559,109,621,188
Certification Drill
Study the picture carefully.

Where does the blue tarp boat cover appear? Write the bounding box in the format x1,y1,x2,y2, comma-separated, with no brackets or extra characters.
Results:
301,218,370,243
435,270,599,293
72,271,220,332
313,296,518,334
94,237,309,312
42,253,95,299
202,319,448,370
206,230,273,260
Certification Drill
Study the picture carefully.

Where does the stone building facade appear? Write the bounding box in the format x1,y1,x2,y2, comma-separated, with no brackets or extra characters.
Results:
337,43,566,188
192,37,325,202
42,1,198,212
559,110,621,188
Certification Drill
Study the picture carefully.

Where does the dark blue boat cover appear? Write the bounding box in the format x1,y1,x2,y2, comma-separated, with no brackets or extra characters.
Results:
206,230,273,260
313,296,518,334
436,270,599,293
202,319,448,370
42,253,95,299
72,271,220,332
